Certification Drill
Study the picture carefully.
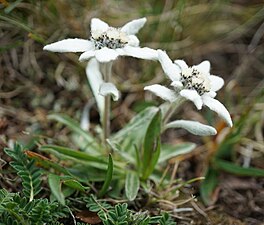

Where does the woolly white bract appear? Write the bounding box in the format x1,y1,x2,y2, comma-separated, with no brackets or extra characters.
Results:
145,50,232,127
43,18,158,63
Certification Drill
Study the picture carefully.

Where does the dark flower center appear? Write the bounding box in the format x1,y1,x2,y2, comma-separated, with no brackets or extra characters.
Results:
180,67,211,95
91,28,128,50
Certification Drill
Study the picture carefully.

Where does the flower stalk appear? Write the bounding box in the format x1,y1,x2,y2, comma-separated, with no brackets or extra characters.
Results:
102,62,113,146
162,97,185,126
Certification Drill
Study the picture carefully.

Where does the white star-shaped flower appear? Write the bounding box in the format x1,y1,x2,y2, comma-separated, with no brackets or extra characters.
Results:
43,18,158,63
144,50,232,127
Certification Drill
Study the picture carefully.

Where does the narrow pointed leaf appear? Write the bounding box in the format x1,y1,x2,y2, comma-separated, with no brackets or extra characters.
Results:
62,178,89,192
214,159,264,177
200,168,219,206
134,144,141,173
142,110,161,180
40,145,105,164
98,154,113,197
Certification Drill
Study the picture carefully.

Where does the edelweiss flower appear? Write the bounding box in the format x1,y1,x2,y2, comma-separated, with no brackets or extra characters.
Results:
144,50,232,127
43,18,157,63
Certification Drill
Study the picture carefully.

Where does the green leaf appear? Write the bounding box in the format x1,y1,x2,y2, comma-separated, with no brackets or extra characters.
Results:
48,113,100,153
141,110,161,180
0,189,14,214
61,186,75,198
125,172,140,201
200,168,219,206
62,177,89,192
4,144,42,201
98,154,113,197
0,14,45,44
134,144,141,173
158,212,176,225
106,139,134,163
111,106,158,141
67,165,121,182
108,179,124,199
216,134,241,159
25,150,70,175
158,143,196,164
214,159,264,177
109,107,159,160
48,174,65,205
40,145,105,164
0,14,32,32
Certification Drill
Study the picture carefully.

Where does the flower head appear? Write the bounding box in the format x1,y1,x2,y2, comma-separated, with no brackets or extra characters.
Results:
91,27,129,50
144,50,232,127
179,66,211,95
43,18,157,63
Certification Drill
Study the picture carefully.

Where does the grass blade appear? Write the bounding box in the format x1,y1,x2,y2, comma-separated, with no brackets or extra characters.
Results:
41,145,105,164
214,159,264,177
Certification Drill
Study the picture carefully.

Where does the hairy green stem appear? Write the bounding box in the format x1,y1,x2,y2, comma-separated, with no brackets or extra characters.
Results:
102,62,113,147
162,97,185,126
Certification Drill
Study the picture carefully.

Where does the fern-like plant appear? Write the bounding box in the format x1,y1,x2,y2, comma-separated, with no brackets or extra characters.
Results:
85,196,176,225
0,189,68,225
1,143,69,224
158,213,176,225
2,144,176,224
4,143,42,201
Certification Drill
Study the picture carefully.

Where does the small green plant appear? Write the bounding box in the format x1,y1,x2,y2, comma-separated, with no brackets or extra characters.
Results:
84,195,176,225
1,143,68,224
0,189,67,225
4,143,42,202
